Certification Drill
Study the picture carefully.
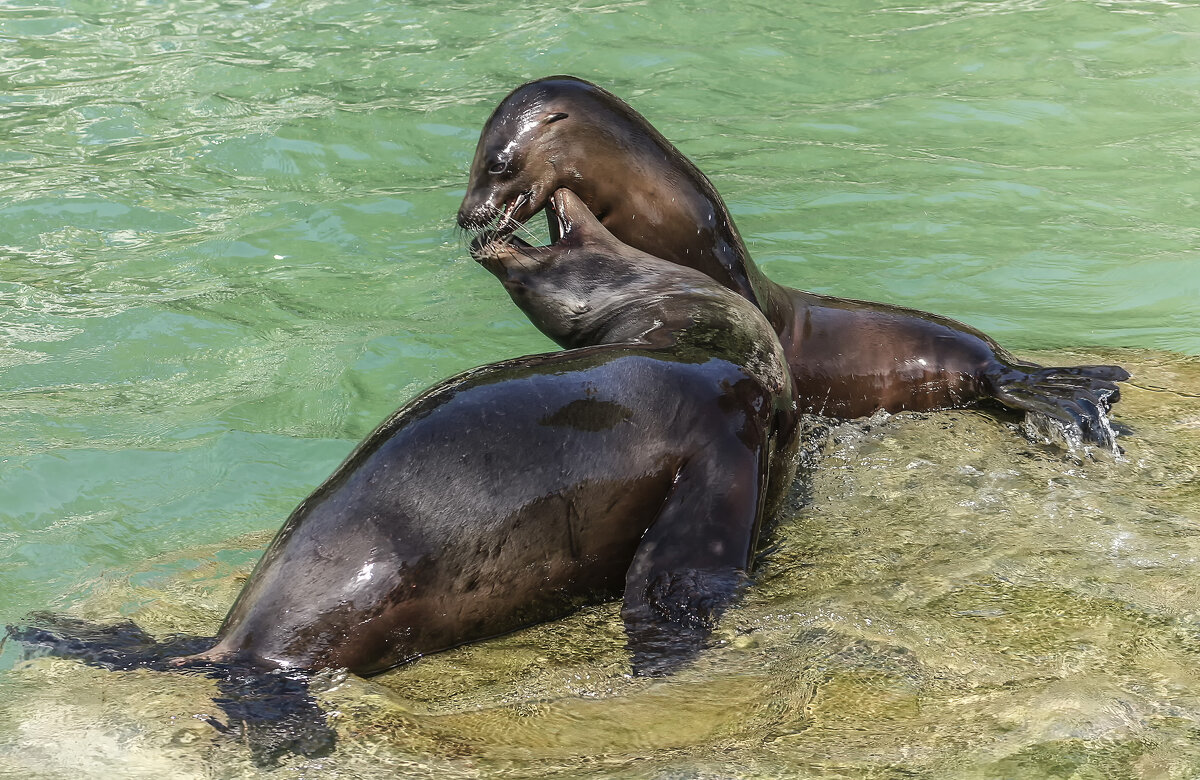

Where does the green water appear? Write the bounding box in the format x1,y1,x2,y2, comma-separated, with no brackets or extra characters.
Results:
1,0,1198,777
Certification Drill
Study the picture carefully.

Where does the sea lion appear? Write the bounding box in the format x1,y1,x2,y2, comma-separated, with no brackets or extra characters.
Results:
9,189,799,761
457,76,1130,450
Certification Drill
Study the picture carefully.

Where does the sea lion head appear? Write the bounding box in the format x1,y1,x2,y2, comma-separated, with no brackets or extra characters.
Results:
456,76,647,244
456,77,763,309
470,188,648,347
473,189,792,394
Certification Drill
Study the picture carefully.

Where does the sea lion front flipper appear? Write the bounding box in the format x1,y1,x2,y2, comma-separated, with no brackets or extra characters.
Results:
621,446,766,676
985,361,1130,451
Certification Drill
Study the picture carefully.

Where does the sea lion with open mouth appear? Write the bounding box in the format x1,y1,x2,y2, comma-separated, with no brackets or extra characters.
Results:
458,76,1129,450
8,189,799,763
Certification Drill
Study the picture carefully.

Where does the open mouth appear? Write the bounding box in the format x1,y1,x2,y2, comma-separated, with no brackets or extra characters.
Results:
466,190,531,258
470,191,533,241
468,190,568,259
495,191,532,237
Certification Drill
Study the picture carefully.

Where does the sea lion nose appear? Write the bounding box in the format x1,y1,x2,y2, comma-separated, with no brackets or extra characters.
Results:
455,200,475,229
456,192,494,230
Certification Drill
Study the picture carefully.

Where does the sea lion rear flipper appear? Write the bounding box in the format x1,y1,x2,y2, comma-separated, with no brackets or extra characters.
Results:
5,612,210,670
621,446,766,676
6,614,333,765
986,362,1130,451
206,665,336,766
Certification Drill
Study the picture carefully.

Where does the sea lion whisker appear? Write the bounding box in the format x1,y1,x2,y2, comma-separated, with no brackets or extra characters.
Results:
493,192,533,234
471,221,540,254
508,220,543,246
485,214,544,251
505,246,537,272
453,223,479,248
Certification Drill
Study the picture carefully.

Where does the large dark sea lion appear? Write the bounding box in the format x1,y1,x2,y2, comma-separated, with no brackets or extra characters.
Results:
8,190,799,763
457,76,1130,449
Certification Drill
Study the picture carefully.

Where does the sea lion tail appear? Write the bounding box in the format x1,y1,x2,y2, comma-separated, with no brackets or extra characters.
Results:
5,613,335,765
986,362,1130,452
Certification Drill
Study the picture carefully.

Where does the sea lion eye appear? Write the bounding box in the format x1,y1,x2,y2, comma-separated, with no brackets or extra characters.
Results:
544,112,568,124
488,160,507,175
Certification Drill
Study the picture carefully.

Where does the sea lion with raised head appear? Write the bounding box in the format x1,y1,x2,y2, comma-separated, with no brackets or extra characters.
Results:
9,189,799,762
457,76,1130,450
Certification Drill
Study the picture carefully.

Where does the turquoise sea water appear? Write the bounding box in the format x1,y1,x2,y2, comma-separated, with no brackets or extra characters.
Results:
1,1,1199,777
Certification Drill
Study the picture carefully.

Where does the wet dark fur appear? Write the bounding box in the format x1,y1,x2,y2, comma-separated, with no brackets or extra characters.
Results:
6,615,332,764
7,191,799,765
457,76,1129,451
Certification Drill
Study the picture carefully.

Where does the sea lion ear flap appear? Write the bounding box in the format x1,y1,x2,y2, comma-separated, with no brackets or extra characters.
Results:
543,112,569,124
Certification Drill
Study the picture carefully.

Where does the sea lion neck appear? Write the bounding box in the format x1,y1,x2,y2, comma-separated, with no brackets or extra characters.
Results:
542,79,782,323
